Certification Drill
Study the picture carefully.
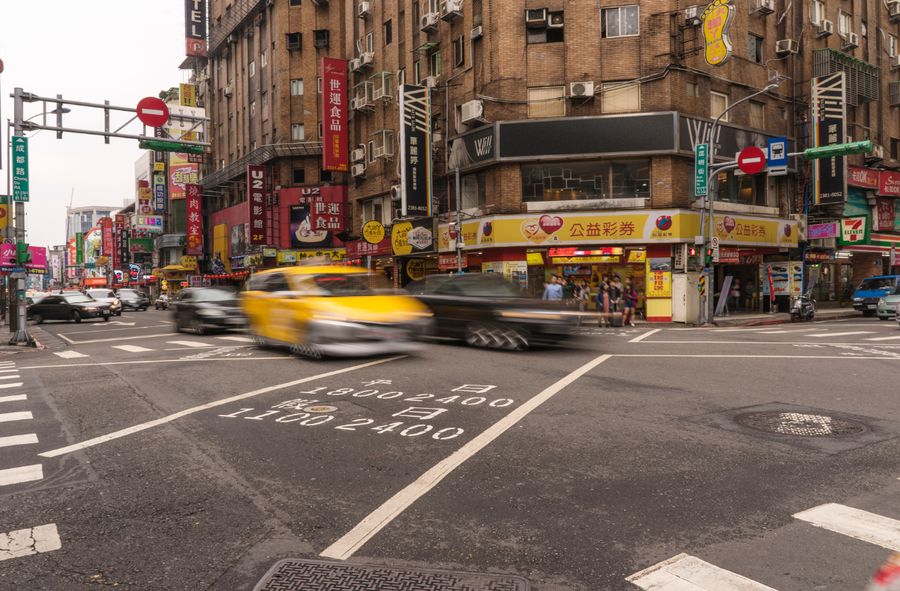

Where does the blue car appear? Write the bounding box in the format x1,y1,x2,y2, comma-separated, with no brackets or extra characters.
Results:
852,275,900,316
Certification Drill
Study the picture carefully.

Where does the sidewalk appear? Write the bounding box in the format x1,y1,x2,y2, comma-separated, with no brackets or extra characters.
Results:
0,321,54,355
711,307,860,327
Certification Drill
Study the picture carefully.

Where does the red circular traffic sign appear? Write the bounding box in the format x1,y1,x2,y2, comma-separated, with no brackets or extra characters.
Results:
737,145,766,175
136,97,169,128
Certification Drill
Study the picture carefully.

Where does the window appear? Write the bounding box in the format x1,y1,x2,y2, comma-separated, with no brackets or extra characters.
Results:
364,32,375,53
261,51,268,67
314,30,330,48
362,198,385,224
384,20,393,45
291,124,305,141
367,140,376,163
317,76,323,93
601,6,639,38
450,172,487,209
838,12,852,37
293,168,306,184
290,0,301,5
398,68,406,87
526,11,565,43
686,81,700,97
287,32,301,50
710,91,729,121
810,0,825,25
748,34,763,63
527,86,566,118
521,159,651,202
749,101,765,128
429,50,441,77
453,36,465,68
261,91,269,120
601,82,640,113
249,60,256,77
716,170,768,206
889,34,898,58
291,79,304,95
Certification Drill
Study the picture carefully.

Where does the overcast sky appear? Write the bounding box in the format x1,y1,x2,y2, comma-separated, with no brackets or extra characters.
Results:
1,1,190,249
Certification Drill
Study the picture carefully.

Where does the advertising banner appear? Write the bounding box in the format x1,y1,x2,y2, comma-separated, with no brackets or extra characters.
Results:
76,232,85,265
289,205,330,248
185,0,207,57
153,172,167,213
321,57,348,172
811,72,847,206
180,83,197,107
0,244,16,268
808,222,839,239
0,196,8,242
400,85,433,216
701,0,735,66
878,170,900,197
230,224,248,257
134,216,164,233
646,270,672,298
137,181,153,215
247,165,267,245
839,216,868,244
169,152,199,200
186,184,203,255
848,166,880,190
276,249,346,264
391,218,435,255
309,193,345,232
100,217,114,257
346,237,391,258
874,198,896,232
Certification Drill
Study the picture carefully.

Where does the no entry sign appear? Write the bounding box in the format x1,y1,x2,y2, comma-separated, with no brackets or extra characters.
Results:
737,146,766,175
136,97,170,128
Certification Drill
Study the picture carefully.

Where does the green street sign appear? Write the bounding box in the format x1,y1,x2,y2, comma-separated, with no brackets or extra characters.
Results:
139,139,205,154
76,232,84,265
11,136,29,202
803,140,872,160
694,143,709,197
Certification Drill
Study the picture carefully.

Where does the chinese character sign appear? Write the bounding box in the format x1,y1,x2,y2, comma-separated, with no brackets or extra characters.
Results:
309,194,345,232
153,172,167,213
11,137,29,202
100,217,114,257
400,85,433,216
321,57,348,172
811,72,847,206
186,184,204,255
247,165,267,245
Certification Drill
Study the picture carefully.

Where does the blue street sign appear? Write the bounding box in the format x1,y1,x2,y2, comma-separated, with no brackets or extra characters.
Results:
767,137,788,167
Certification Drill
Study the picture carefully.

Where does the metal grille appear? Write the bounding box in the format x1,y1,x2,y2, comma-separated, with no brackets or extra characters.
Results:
812,49,879,105
736,412,867,437
209,0,264,54
201,142,323,189
254,560,531,591
890,81,900,107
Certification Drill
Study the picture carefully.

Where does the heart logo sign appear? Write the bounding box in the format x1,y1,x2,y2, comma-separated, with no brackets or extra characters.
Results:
723,216,736,233
539,215,564,234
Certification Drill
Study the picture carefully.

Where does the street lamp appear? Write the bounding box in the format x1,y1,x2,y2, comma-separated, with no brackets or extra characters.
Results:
703,82,780,324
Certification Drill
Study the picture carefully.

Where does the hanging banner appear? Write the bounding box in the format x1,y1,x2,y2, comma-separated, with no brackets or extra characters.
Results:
186,184,204,255
76,232,85,265
400,84,433,217
247,165,267,245
152,172,167,213
169,152,199,200
811,72,847,206
874,198,896,232
100,218,114,257
321,57,349,172
185,0,207,57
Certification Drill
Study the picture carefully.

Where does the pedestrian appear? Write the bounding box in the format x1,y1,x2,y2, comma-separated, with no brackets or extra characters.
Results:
562,276,576,305
608,274,624,327
597,282,611,327
622,277,638,327
542,275,563,301
575,280,590,325
730,278,742,312
743,279,755,311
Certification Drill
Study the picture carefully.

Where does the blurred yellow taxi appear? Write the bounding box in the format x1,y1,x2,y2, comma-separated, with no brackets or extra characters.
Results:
241,264,432,358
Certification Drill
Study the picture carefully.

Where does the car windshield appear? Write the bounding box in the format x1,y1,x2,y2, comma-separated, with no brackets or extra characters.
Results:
193,289,236,302
311,273,390,296
88,290,114,299
63,294,94,304
858,278,896,290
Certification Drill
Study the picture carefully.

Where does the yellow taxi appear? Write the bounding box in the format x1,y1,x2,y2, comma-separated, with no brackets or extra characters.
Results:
241,264,432,358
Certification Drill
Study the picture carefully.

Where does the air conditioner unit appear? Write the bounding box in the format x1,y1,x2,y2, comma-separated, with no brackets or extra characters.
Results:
351,163,367,178
358,1,370,18
360,51,375,66
375,143,394,159
349,58,362,72
470,25,484,40
817,19,834,37
460,99,485,123
350,97,360,111
313,30,330,48
525,8,548,27
441,0,462,21
870,144,885,160
423,76,438,88
393,208,404,221
684,6,702,26
547,11,564,28
775,39,799,55
351,146,366,162
889,0,900,21
751,0,774,15
390,185,402,201
569,81,595,98
843,31,859,49
421,12,440,32
892,55,900,69
224,84,233,97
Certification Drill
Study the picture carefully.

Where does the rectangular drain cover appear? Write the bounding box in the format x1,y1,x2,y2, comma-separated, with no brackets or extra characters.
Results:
254,559,530,591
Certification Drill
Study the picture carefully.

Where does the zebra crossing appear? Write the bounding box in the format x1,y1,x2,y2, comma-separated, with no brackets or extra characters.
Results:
627,501,900,589
707,325,900,343
0,359,61,562
54,335,255,359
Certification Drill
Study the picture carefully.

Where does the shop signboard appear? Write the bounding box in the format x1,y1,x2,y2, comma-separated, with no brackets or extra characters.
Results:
701,0,735,66
185,0,207,57
848,166,880,190
346,238,391,258
811,72,847,206
878,170,900,197
808,222,838,240
759,262,795,296
100,217,114,256
276,249,345,264
839,216,868,245
135,216,164,233
309,194,345,231
717,247,741,263
186,184,203,255
321,57,349,172
399,84,433,217
391,218,435,256
439,253,467,270
362,221,386,245
646,270,672,298
153,171,167,213
874,198,896,232
76,232,85,265
168,153,199,201
248,165,267,245
137,181,153,215
180,83,197,107
448,125,496,172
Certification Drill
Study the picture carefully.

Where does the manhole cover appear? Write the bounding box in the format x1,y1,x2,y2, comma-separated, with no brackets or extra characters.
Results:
254,559,530,591
735,411,867,437
305,405,338,413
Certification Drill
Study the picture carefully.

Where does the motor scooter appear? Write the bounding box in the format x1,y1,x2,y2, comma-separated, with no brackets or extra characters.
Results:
790,291,816,322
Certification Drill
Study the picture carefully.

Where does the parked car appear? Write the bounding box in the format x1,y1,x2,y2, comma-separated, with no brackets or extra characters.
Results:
173,288,246,335
116,288,150,311
876,285,900,320
28,293,110,324
852,275,900,316
241,265,431,358
404,273,576,350
155,293,169,310
86,289,123,316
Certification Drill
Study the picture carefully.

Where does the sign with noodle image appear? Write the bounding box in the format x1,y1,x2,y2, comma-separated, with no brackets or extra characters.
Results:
701,0,735,66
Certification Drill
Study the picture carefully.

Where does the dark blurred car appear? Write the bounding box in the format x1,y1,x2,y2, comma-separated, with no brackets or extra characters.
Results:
155,293,169,310
173,287,246,335
28,293,111,324
117,288,150,311
852,275,900,316
86,289,123,316
405,273,576,350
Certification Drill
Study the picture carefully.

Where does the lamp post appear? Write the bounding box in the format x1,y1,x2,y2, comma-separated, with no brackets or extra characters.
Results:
704,82,779,324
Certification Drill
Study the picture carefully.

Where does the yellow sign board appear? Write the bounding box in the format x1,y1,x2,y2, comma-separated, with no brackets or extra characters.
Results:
701,0,735,66
180,256,198,271
153,162,166,172
276,249,346,264
362,221,386,244
646,270,672,298
626,249,647,264
180,83,197,107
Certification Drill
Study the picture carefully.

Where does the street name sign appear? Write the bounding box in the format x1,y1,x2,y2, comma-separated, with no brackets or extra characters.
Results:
694,143,709,197
12,137,29,202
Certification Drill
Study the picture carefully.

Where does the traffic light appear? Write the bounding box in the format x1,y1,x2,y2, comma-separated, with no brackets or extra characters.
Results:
688,246,697,257
15,243,31,265
704,247,714,265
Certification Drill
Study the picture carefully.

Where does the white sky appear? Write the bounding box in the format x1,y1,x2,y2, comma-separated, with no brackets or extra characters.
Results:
1,1,192,249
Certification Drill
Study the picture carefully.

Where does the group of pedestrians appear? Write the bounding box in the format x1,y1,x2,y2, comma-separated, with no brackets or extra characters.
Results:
541,273,638,327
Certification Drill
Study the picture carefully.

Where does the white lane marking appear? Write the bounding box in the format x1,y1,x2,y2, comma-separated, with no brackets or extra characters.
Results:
0,382,23,389
39,355,406,459
0,434,39,448
619,340,900,346
0,464,43,487
756,328,822,334
0,524,61,561
810,331,874,338
320,353,612,561
0,395,27,403
614,354,900,360
165,340,212,348
59,324,167,336
18,356,292,371
794,503,900,551
626,553,778,590
630,328,661,343
865,335,900,341
54,351,88,359
0,411,33,423
217,336,254,343
0,375,21,381
112,345,155,353
711,327,777,332
57,333,178,345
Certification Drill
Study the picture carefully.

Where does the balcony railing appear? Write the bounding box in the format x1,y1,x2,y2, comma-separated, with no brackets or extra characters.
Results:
209,0,263,54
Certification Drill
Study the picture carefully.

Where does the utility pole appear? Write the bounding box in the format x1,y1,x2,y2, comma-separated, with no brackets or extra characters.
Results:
9,88,33,345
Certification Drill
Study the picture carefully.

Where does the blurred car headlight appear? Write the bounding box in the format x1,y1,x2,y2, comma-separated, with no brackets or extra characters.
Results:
853,297,863,302
198,308,225,317
82,307,98,313
498,309,562,320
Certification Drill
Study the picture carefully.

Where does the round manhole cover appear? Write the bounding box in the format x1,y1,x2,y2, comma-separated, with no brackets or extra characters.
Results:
305,405,338,413
735,412,867,437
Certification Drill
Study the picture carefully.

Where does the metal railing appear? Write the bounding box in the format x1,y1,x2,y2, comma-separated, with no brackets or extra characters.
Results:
201,142,323,189
209,0,264,54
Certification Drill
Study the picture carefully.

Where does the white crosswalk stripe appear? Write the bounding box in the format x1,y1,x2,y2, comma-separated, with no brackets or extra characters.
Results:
865,335,900,341
794,503,900,551
756,329,822,334
0,382,23,389
0,395,27,403
0,434,39,449
0,369,19,373
54,351,88,359
810,331,874,338
0,464,43,487
0,523,61,561
217,336,253,343
112,345,155,353
166,340,213,348
0,411,32,423
626,553,778,590
0,374,21,381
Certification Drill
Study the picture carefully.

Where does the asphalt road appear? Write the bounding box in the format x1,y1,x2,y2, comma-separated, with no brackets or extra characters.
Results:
0,309,898,590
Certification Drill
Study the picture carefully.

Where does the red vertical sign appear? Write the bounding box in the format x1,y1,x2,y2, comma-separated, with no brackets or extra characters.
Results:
247,166,267,245
100,218,114,257
322,57,348,172
113,214,126,269
186,184,204,255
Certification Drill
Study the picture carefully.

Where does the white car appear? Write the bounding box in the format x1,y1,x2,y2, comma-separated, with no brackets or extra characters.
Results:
86,289,123,316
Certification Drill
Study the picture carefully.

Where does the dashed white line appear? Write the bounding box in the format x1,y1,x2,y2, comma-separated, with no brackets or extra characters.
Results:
217,336,254,343
0,464,43,487
57,333,177,345
0,395,27,403
165,340,212,348
112,345,155,353
0,434,39,448
0,370,19,373
0,411,32,423
0,523,61,561
54,351,88,359
626,553,778,590
809,331,874,338
794,503,900,551
756,328,822,334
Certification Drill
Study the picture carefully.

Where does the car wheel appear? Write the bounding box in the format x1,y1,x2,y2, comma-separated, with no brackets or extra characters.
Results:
103,315,110,322
71,311,82,324
863,310,876,317
32,313,43,325
465,322,493,348
879,316,889,321
499,326,529,351
191,317,205,336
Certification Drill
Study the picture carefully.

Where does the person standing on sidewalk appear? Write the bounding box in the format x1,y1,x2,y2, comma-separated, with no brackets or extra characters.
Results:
542,275,563,301
608,274,624,327
622,277,638,327
597,282,611,327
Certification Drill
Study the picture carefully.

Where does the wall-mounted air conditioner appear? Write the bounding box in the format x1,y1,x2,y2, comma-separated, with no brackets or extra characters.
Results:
351,146,366,162
751,0,774,15
423,76,438,88
360,52,375,67
441,0,462,21
421,12,440,32
525,8,547,28
224,84,233,97
775,39,799,55
889,0,900,21
470,25,483,40
817,19,834,37
569,81,595,98
390,185,402,201
358,1,370,18
684,6,702,26
351,163,367,177
349,58,362,72
547,11,564,28
842,31,859,49
460,99,485,123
